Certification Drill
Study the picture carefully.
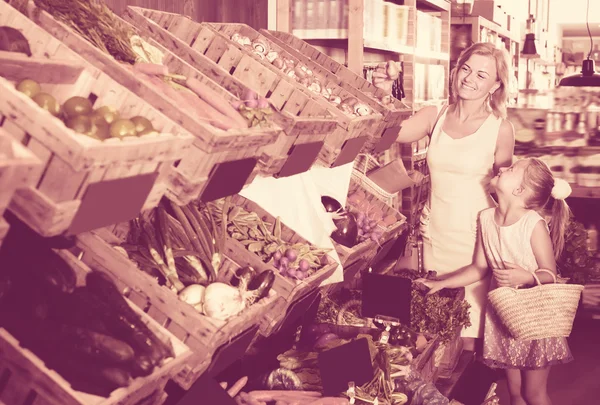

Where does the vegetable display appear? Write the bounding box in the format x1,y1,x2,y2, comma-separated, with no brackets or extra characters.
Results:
114,198,274,321
210,199,332,281
558,219,600,285
13,80,159,141
229,33,375,117
393,269,471,344
0,243,174,397
347,190,399,244
23,2,274,131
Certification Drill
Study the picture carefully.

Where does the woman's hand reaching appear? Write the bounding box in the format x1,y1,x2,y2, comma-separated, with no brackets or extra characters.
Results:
414,278,446,295
492,262,535,287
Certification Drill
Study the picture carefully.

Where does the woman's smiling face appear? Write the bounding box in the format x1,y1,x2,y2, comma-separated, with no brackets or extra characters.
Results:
455,54,500,101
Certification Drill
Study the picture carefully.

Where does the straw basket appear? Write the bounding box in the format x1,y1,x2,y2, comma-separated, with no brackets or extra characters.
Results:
487,269,584,340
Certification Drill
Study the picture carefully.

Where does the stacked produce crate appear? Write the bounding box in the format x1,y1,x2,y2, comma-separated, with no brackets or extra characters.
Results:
0,1,419,402
124,7,384,168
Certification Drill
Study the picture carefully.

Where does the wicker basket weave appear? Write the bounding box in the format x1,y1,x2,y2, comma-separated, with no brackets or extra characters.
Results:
487,269,584,340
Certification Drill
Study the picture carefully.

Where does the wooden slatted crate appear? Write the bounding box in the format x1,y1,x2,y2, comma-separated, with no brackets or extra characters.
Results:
331,179,407,268
119,9,339,179
0,129,41,248
220,195,338,331
262,29,413,153
75,230,279,390
0,54,192,236
124,7,383,168
10,0,281,205
0,247,190,405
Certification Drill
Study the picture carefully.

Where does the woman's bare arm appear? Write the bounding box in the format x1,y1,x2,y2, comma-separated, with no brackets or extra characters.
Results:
396,105,439,144
493,119,515,174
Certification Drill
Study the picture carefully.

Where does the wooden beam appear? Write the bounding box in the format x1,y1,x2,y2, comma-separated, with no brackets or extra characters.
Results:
276,0,291,33
347,0,364,74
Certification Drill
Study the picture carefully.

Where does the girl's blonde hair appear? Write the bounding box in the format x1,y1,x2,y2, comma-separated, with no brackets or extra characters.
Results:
522,158,571,259
450,42,511,119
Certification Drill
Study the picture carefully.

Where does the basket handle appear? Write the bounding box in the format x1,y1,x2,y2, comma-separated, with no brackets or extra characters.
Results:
530,269,557,286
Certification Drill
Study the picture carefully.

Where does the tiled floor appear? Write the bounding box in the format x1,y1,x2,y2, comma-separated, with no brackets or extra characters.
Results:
494,316,600,405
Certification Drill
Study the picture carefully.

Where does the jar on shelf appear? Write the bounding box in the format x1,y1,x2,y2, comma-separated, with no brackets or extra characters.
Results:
563,147,579,184
548,147,565,179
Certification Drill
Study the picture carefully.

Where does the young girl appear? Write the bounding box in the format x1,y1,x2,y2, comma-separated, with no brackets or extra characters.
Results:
417,157,573,405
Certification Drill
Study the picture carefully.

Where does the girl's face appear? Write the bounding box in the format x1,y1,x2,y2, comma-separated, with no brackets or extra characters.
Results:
491,159,529,195
455,54,500,101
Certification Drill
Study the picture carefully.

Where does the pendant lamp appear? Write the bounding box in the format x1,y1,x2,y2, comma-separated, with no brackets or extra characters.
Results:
559,0,600,86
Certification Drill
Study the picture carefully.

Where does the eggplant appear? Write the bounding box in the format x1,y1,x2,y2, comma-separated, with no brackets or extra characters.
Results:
248,270,275,300
321,195,343,213
85,271,175,360
230,266,256,287
330,212,358,248
0,26,31,56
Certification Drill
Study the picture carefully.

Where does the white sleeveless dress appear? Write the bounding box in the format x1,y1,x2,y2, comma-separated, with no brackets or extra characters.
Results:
479,208,573,369
420,105,501,338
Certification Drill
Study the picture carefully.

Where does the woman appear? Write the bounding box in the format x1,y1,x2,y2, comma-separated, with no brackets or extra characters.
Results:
396,42,515,349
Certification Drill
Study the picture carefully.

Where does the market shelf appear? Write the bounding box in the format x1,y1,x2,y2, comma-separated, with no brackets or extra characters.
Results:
417,0,451,12
570,184,600,199
451,16,520,43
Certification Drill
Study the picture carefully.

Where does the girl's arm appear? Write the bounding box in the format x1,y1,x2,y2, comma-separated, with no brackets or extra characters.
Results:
418,224,489,293
396,105,438,144
531,219,558,285
493,119,515,175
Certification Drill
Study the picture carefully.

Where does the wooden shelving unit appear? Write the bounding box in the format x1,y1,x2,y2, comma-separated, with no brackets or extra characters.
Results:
279,0,451,112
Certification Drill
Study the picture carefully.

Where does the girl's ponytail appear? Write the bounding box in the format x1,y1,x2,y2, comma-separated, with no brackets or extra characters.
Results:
548,197,571,259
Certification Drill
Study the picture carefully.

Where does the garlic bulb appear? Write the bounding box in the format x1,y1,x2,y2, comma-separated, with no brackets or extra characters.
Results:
266,51,279,63
178,284,206,306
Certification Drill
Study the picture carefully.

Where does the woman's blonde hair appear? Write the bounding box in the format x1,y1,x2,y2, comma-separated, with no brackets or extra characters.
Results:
450,42,512,119
522,158,572,259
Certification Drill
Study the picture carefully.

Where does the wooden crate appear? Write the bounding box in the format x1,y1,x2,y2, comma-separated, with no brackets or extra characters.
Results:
12,1,281,205
263,29,413,150
115,8,340,180
331,179,407,268
0,4,196,236
124,7,382,167
260,29,413,152
74,230,279,390
223,194,339,303
0,249,190,405
0,129,41,247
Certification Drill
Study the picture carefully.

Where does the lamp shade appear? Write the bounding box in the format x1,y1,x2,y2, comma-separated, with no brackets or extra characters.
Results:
522,33,539,58
559,59,600,87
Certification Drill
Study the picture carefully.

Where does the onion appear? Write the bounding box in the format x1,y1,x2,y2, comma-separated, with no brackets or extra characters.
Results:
354,103,372,116
299,259,310,272
202,282,246,321
272,58,285,70
285,249,298,261
329,96,342,105
245,99,258,109
178,284,206,306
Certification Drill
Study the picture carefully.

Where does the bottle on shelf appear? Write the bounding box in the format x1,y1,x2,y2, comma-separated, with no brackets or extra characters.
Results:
587,223,598,257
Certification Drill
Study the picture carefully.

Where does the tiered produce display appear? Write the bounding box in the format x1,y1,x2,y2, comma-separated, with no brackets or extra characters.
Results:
0,1,470,404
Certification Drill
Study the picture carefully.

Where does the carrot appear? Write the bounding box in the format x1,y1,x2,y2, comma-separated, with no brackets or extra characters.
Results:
177,89,237,130
227,376,249,397
220,381,228,390
134,62,169,76
185,77,248,128
308,398,349,405
248,391,322,402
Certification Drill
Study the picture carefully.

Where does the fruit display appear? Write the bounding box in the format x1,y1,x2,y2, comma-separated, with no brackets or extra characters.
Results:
113,199,275,321
210,198,332,281
28,0,274,132
0,233,176,397
12,80,159,141
229,32,375,118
